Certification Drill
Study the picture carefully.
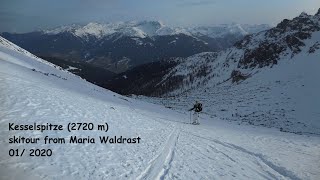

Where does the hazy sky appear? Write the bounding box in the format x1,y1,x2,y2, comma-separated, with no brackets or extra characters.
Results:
1,0,319,33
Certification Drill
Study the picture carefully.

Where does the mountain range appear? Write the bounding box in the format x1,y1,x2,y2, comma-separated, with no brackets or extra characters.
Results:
42,21,270,39
1,21,270,73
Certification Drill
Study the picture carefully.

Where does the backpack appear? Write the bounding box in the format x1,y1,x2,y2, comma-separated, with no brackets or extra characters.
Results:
196,103,202,112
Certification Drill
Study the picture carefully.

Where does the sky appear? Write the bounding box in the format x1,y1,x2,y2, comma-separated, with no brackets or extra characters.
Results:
0,0,319,33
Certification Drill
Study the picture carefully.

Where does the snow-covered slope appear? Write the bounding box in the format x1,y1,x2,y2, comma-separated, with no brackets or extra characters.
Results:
140,48,320,134
136,10,320,135
1,36,319,179
44,21,270,39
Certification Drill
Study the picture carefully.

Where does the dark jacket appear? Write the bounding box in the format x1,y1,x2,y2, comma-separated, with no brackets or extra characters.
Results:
189,103,202,112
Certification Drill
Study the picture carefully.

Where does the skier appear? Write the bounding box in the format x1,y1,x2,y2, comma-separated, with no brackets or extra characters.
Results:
188,101,202,125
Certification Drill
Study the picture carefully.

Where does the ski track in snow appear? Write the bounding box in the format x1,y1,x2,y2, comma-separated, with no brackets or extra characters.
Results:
136,127,179,180
1,37,320,180
181,130,301,180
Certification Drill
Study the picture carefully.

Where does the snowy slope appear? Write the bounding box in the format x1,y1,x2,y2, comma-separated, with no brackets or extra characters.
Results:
139,48,320,134
1,36,320,179
141,10,320,135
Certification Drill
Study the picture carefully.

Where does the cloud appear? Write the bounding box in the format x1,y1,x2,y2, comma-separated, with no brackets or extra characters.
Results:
177,0,216,7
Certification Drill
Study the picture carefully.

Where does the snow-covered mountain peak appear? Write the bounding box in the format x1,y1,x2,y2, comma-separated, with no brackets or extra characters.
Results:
74,22,115,38
135,20,166,37
136,20,165,28
187,23,270,38
42,21,270,39
233,11,320,69
316,8,320,16
43,21,170,39
231,24,247,34
299,12,309,18
44,24,80,35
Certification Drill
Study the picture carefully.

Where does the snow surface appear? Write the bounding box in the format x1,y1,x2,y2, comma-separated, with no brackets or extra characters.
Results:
1,36,320,179
139,47,320,135
151,13,320,135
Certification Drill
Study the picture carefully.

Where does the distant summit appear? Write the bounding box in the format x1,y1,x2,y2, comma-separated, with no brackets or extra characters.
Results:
316,8,320,16
42,21,270,39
